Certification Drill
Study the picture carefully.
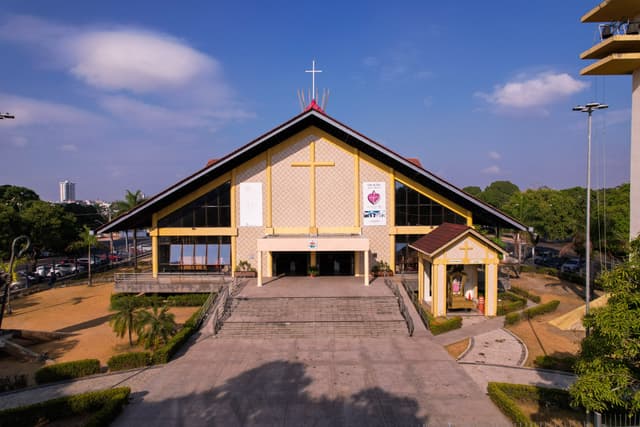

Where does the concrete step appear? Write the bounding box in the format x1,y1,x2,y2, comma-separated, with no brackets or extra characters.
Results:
226,296,402,323
218,296,408,338
217,320,409,338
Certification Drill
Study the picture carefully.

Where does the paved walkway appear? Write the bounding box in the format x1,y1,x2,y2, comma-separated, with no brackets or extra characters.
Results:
0,277,577,425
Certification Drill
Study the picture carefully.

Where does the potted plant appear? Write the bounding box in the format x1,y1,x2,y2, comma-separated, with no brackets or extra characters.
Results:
372,260,393,277
235,260,257,278
307,265,319,278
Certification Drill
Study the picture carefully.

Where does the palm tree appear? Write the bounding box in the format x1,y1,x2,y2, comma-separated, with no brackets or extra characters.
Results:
136,304,176,349
112,190,144,271
109,296,141,347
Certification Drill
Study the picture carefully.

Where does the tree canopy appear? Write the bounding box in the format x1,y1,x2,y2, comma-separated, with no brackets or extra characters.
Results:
569,237,640,414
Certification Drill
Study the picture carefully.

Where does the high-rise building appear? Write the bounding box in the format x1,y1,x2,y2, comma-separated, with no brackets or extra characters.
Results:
59,180,76,202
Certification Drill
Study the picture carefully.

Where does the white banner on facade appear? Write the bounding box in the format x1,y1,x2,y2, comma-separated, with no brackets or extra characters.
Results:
239,182,263,226
362,182,386,226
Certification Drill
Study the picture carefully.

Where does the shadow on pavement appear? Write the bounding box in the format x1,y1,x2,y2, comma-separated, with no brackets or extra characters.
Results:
115,360,428,426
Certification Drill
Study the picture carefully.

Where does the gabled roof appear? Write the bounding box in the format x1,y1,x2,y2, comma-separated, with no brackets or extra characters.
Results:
409,223,507,258
97,108,528,234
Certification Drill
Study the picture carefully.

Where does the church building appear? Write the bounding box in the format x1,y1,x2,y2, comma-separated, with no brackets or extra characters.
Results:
98,101,526,317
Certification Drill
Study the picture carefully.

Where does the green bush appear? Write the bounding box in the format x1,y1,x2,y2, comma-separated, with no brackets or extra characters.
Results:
487,382,576,424
496,293,526,315
524,300,560,319
413,303,462,335
34,359,101,384
430,316,463,335
0,387,130,427
110,293,209,310
166,293,208,306
504,312,521,325
107,352,151,371
487,382,530,425
534,354,576,372
510,285,542,303
0,375,27,392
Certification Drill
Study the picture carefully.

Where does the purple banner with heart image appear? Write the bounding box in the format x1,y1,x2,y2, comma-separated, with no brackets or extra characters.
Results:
363,182,386,225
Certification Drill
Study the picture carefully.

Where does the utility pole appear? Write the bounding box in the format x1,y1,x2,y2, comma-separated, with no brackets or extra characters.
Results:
573,102,608,321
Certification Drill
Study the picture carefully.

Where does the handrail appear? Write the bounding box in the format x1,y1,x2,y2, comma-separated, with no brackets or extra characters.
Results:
385,279,414,336
210,278,235,335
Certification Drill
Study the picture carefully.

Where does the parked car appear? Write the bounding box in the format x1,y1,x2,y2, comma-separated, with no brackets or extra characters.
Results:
35,265,51,278
51,263,75,277
560,259,582,273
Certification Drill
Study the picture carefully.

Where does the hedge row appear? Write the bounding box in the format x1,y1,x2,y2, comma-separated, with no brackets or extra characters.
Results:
34,359,101,384
487,382,577,424
110,293,208,310
415,302,463,335
496,292,527,316
487,382,530,425
107,351,152,371
509,285,542,303
0,387,130,427
504,300,561,326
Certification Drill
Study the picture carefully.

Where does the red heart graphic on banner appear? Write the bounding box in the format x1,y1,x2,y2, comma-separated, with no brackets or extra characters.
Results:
368,190,380,205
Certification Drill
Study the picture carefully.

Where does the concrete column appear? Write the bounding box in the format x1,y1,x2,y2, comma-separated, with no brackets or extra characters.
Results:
257,250,262,287
631,69,640,240
364,250,369,286
485,263,497,316
435,264,447,317
151,235,158,278
417,256,424,301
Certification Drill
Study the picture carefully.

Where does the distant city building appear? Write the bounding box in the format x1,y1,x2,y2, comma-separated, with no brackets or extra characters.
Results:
59,180,76,202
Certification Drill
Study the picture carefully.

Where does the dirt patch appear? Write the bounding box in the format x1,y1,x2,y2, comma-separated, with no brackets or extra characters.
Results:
0,283,198,385
506,272,594,367
517,399,584,426
445,338,470,359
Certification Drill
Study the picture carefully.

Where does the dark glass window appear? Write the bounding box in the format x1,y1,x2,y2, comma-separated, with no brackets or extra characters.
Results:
394,181,466,226
158,236,231,273
158,181,231,228
395,234,423,273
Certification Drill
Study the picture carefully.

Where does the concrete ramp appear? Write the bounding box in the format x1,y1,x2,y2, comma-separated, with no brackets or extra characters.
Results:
549,294,609,331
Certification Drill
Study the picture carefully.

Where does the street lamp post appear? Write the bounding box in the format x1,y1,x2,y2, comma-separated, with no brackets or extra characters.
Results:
573,102,608,321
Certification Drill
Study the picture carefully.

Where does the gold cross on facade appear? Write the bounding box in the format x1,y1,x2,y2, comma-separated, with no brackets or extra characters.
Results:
291,141,335,229
459,241,474,256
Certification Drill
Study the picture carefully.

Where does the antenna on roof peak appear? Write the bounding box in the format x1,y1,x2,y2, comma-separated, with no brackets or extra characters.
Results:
298,60,328,113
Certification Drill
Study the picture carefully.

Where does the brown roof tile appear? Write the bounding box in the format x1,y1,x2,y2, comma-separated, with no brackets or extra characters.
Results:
409,223,471,255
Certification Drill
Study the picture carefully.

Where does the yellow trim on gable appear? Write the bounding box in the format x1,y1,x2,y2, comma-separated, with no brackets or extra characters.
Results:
152,213,158,277
354,149,360,228
390,226,438,235
230,168,237,229
156,227,237,236
156,173,232,220
266,149,272,228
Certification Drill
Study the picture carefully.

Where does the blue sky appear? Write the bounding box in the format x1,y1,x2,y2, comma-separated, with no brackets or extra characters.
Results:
0,1,632,202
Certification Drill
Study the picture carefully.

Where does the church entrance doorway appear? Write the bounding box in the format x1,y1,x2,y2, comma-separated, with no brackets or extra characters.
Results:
317,252,354,276
272,252,309,276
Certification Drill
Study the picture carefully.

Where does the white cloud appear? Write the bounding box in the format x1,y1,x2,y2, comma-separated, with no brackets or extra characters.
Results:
482,165,501,175
0,15,252,134
488,151,501,160
59,144,78,152
476,72,589,109
68,30,217,93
